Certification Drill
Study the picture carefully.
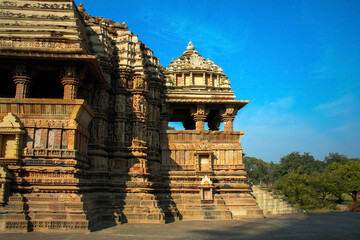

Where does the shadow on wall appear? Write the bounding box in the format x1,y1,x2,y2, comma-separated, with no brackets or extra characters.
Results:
153,130,182,223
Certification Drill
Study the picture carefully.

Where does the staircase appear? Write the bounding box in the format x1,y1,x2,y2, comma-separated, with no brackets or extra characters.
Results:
251,185,306,216
169,193,232,220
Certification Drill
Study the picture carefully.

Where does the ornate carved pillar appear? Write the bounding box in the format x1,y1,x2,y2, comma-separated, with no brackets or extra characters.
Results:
192,104,208,131
61,65,82,100
12,64,32,99
115,70,130,146
222,106,238,132
128,74,148,173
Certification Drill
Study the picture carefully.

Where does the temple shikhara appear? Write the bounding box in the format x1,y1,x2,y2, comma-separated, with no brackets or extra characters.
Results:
0,0,265,231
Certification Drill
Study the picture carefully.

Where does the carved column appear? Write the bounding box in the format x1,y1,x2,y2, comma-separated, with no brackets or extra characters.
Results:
61,78,80,99
192,104,208,131
12,64,32,99
61,65,82,100
222,107,238,132
223,117,235,132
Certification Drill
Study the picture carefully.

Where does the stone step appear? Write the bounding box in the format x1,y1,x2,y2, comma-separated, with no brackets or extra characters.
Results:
251,185,304,216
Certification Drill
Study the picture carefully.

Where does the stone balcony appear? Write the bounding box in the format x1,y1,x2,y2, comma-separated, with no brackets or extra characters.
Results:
0,98,94,165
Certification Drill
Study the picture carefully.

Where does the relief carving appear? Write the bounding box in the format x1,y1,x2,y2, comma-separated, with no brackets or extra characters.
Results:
125,123,132,143
134,75,145,89
115,95,125,113
133,95,146,113
126,95,133,113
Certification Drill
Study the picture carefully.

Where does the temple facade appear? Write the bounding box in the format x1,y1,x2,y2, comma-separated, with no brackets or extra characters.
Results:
0,0,262,232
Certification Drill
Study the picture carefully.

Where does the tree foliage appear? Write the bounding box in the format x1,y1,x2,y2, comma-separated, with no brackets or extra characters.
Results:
324,152,349,166
274,170,331,209
278,152,325,176
339,161,360,201
243,156,278,187
245,151,360,211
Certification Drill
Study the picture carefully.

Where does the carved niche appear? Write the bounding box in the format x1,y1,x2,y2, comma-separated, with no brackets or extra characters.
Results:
0,113,25,164
199,175,215,203
194,141,213,173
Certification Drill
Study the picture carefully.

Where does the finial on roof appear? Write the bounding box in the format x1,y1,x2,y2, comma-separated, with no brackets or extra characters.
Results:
186,41,195,51
78,3,85,13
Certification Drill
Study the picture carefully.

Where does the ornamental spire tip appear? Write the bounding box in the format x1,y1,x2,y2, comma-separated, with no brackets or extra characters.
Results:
186,41,195,51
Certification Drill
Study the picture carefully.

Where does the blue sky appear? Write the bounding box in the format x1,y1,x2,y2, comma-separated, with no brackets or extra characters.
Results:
74,0,360,162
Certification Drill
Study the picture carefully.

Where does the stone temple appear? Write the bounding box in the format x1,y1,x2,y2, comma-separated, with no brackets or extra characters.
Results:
0,0,265,231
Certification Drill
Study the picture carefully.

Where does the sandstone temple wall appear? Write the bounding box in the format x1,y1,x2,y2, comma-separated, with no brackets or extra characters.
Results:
0,0,264,232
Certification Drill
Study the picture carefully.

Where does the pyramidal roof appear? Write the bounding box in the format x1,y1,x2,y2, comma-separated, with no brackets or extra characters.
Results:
0,0,91,56
164,41,233,94
167,41,224,73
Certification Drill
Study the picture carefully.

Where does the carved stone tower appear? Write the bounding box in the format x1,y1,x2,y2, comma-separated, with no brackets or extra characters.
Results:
158,42,263,219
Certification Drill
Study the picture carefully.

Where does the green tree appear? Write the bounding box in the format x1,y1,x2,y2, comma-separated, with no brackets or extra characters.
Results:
324,162,345,202
311,171,342,202
244,157,280,187
264,161,281,187
341,161,360,202
349,157,360,162
324,152,349,166
243,156,268,185
278,152,324,176
323,161,360,203
274,170,328,209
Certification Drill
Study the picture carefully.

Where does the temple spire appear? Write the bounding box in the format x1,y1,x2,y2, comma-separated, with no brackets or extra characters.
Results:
186,41,195,51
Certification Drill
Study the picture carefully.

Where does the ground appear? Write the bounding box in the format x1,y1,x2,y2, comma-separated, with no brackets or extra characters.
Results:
1,212,359,240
